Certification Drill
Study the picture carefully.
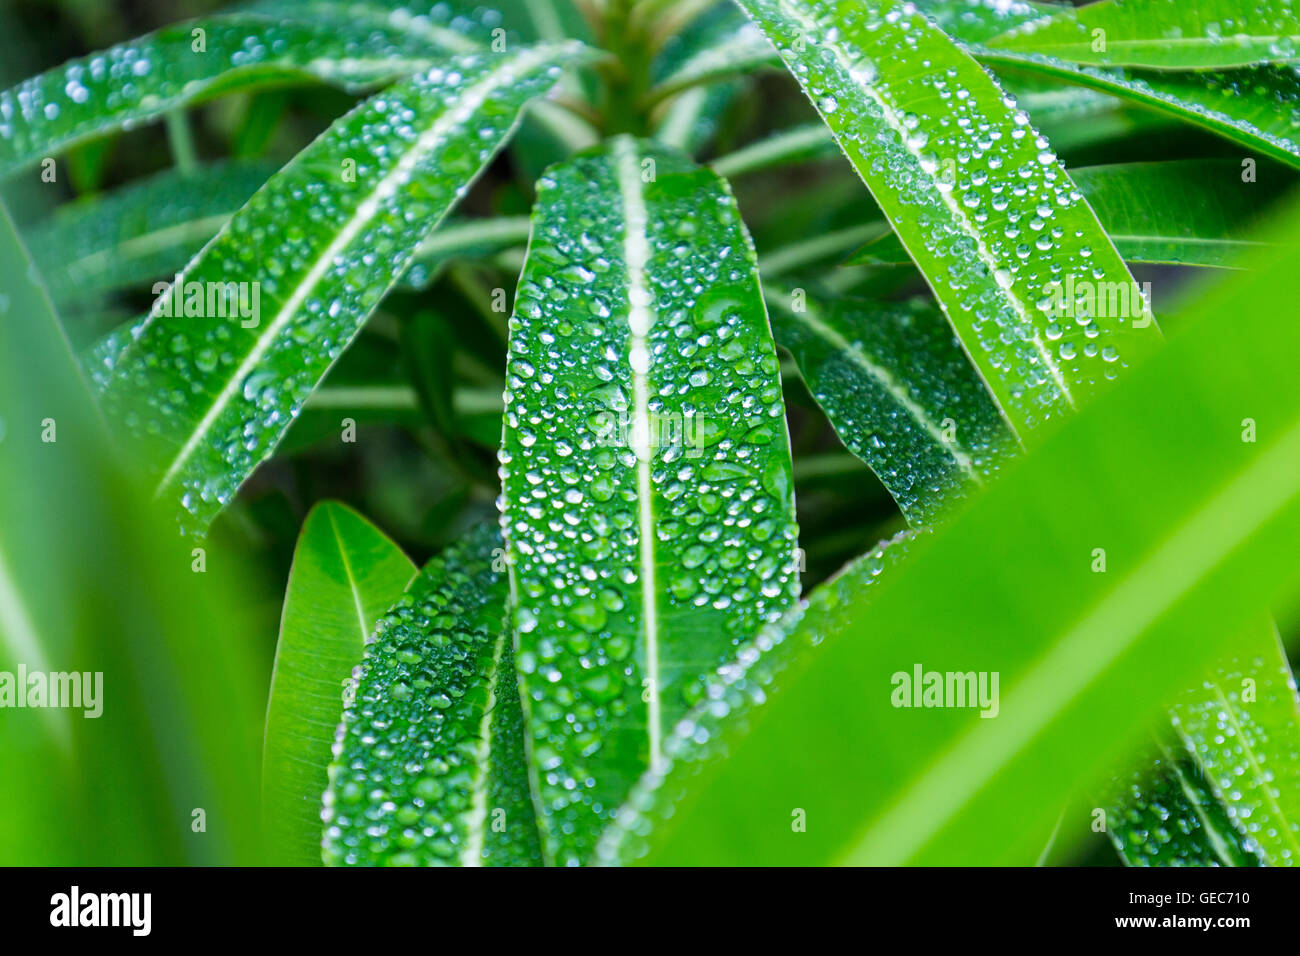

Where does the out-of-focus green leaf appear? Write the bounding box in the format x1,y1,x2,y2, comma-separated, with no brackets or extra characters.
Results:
919,1,1300,169
0,199,263,865
262,501,416,867
501,137,800,866
769,291,1015,525
648,3,755,152
322,525,542,866
0,12,484,176
97,43,589,536
645,17,773,106
598,204,1300,865
737,0,1160,433
988,0,1300,72
27,161,275,305
850,161,1287,269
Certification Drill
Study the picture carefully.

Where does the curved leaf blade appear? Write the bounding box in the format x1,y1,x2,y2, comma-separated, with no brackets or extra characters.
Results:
0,13,478,177
501,138,800,866
737,0,1161,432
322,525,542,866
98,43,588,535
0,199,263,865
262,501,416,866
988,0,1300,71
919,1,1300,169
27,161,276,305
769,291,1015,525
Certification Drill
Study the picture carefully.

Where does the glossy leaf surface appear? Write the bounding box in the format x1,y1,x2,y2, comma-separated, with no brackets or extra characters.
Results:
262,501,416,866
501,137,800,865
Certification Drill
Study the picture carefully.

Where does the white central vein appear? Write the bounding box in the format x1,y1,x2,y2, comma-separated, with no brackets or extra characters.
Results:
462,631,508,866
790,302,980,481
615,138,663,774
149,48,552,496
327,507,369,643
841,411,1300,865
771,0,1074,410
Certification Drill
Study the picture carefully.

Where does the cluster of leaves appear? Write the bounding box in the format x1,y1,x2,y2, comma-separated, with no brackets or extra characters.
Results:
3,0,1300,866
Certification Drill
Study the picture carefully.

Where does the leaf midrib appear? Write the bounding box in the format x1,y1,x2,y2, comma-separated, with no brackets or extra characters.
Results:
767,0,1077,413
614,136,664,774
774,298,981,481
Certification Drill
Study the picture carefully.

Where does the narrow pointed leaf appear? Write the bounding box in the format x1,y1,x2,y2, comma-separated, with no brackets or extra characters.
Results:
322,525,542,866
501,138,800,866
736,0,1161,433
98,43,588,535
0,12,483,177
849,160,1286,269
262,501,417,866
988,0,1300,72
769,291,1015,525
600,208,1300,864
27,161,275,305
917,1,1300,169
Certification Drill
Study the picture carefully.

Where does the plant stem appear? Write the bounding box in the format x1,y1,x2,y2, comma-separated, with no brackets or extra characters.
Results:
165,109,198,176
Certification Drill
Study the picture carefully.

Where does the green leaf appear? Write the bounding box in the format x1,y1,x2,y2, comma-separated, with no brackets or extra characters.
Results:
918,1,1300,169
849,160,1286,269
1167,620,1300,863
736,0,1161,433
501,137,800,866
0,12,481,177
595,532,912,865
769,291,1016,525
97,43,588,536
598,204,1300,865
27,161,275,306
0,199,263,865
322,525,543,866
1104,742,1263,866
262,501,416,867
987,0,1300,72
